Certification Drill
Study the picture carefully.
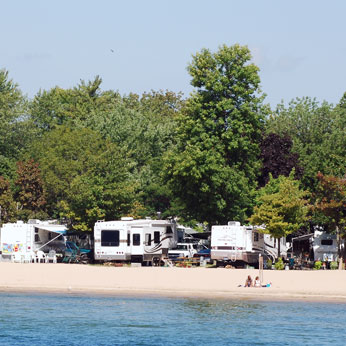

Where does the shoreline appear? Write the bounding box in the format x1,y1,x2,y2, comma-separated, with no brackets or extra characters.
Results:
2,287,346,303
1,263,346,303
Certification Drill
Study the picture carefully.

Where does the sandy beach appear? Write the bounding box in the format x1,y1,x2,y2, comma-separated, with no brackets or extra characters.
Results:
1,263,346,302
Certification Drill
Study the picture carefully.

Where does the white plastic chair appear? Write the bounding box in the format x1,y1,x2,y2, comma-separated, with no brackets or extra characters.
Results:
22,252,33,263
11,252,23,263
36,250,46,263
46,250,57,264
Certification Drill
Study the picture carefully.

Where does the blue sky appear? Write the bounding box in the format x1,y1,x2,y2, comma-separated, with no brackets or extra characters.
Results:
1,0,346,108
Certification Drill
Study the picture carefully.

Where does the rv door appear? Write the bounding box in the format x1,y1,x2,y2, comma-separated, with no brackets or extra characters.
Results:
131,227,143,256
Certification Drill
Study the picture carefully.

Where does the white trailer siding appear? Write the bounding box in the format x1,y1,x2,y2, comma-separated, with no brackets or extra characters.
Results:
313,231,337,261
1,221,67,259
94,219,177,263
1,223,32,254
94,221,130,261
211,222,286,264
211,222,253,262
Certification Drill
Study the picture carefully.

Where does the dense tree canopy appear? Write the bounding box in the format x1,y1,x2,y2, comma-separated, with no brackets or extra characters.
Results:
0,176,17,223
0,69,32,179
258,132,303,187
0,44,345,234
266,97,345,191
29,76,120,132
15,159,47,220
26,126,136,230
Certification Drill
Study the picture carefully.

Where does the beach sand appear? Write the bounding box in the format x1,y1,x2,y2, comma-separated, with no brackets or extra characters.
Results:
1,263,346,302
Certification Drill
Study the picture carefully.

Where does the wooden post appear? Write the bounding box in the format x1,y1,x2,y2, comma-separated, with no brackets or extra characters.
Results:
259,254,263,283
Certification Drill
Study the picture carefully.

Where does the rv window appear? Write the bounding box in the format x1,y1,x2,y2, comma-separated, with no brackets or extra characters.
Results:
101,230,120,247
34,234,40,242
133,234,140,246
127,233,131,246
321,239,333,246
154,231,160,244
253,232,259,242
166,226,173,234
145,233,152,246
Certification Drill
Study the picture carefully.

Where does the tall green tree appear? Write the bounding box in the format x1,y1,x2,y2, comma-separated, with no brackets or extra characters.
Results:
313,172,346,268
163,44,266,225
249,173,310,256
0,69,30,178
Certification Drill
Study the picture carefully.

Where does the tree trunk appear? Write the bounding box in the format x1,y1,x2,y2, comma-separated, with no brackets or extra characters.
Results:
337,227,343,270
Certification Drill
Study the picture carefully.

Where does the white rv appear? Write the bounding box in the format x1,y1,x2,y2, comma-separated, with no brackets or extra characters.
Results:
211,221,286,265
211,222,253,263
94,218,177,265
0,220,67,260
312,231,337,261
292,230,338,262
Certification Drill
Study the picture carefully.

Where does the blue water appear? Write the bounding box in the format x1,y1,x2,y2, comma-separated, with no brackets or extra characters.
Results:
0,293,344,346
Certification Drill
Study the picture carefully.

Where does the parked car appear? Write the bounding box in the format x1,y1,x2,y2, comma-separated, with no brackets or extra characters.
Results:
168,243,198,259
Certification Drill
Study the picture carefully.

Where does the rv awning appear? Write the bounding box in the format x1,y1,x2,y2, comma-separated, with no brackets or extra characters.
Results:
35,225,67,235
292,233,314,242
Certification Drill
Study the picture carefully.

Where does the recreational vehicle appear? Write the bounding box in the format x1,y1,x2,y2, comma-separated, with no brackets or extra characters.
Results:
0,220,67,260
94,218,177,265
252,227,287,261
292,230,338,262
211,221,286,265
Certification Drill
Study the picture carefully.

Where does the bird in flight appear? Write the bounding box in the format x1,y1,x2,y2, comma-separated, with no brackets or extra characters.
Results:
110,49,114,53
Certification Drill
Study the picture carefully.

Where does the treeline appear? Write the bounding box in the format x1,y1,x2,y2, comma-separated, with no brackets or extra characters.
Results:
0,44,345,235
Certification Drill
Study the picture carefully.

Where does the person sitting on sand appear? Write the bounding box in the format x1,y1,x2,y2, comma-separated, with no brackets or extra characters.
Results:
254,276,261,287
245,275,253,287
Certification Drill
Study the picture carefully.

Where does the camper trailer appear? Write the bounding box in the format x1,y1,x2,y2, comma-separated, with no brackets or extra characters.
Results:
252,227,287,261
0,220,67,260
211,221,286,265
94,218,177,265
313,231,337,261
292,230,338,262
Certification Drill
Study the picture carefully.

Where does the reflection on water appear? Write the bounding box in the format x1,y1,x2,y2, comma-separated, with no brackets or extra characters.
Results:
0,292,345,346
182,299,263,317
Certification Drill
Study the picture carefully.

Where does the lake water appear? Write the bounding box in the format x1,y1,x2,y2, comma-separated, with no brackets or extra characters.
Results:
0,292,344,345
